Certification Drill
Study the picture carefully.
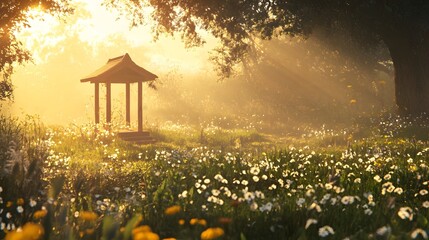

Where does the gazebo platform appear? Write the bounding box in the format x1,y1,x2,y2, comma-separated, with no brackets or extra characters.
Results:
117,131,156,144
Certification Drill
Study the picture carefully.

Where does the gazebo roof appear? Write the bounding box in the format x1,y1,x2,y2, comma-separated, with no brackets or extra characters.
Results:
80,53,158,83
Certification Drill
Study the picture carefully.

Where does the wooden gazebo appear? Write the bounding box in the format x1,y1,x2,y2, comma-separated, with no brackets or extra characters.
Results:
80,53,157,143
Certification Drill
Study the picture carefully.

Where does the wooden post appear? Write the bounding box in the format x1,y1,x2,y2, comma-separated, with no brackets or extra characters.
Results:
94,82,100,124
106,82,111,123
126,82,130,126
138,81,143,132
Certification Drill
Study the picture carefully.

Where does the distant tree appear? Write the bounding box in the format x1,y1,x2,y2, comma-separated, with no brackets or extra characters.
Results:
109,0,429,115
0,0,71,100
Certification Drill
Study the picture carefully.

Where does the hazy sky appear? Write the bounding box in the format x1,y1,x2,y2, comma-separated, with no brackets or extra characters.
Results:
9,0,217,125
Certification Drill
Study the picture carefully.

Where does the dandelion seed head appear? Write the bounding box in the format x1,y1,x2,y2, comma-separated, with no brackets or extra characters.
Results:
250,202,258,211
394,187,403,195
29,199,37,208
16,206,24,213
376,226,391,236
341,196,355,205
250,167,260,175
318,225,335,237
296,198,305,207
253,176,260,182
411,228,428,239
364,208,373,215
211,189,220,197
374,175,382,183
308,202,322,212
398,207,413,221
420,189,428,196
305,218,318,229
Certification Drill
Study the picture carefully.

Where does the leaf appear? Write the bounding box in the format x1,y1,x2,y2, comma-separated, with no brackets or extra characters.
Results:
240,232,247,240
123,214,143,240
101,216,118,240
153,179,167,203
189,187,194,199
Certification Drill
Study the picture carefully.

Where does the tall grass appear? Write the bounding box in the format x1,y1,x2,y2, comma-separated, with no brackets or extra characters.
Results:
0,115,48,234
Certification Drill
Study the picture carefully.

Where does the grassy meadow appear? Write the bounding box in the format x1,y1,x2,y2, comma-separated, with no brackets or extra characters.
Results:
1,114,429,239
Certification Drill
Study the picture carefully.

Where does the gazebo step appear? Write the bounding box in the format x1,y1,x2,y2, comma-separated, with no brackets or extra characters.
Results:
117,131,151,138
117,131,156,145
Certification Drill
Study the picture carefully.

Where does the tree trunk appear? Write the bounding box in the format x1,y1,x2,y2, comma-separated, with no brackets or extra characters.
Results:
385,29,429,115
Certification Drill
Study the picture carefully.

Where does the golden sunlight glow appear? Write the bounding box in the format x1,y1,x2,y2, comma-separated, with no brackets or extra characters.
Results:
16,0,208,66
9,0,216,124
19,10,62,63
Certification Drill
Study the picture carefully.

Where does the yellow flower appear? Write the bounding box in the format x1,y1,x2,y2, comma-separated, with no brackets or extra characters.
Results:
133,225,152,235
349,99,357,104
6,222,44,240
190,218,208,226
178,219,185,225
190,218,198,225
163,238,176,240
409,164,418,172
22,222,44,239
33,210,48,219
134,231,160,240
6,201,13,207
79,211,98,221
198,219,207,226
190,218,207,226
132,225,160,240
5,231,25,240
17,198,24,205
164,205,181,215
201,227,225,240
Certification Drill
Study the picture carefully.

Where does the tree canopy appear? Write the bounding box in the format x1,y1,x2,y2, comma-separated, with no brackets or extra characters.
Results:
109,0,429,115
0,0,71,100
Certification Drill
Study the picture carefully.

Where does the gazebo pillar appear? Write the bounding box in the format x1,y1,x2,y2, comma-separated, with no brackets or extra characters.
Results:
138,81,143,132
126,82,131,126
106,82,112,123
94,82,100,124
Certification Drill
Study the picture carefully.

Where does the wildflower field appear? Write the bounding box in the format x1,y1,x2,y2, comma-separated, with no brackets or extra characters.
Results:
1,115,429,239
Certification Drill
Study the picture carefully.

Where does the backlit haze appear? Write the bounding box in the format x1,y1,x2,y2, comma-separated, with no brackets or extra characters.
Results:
4,0,395,132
